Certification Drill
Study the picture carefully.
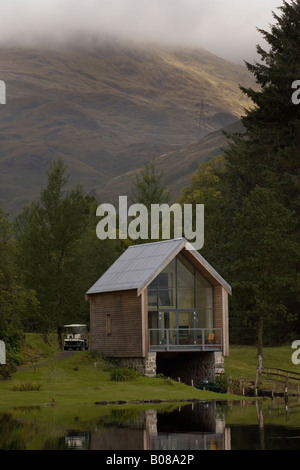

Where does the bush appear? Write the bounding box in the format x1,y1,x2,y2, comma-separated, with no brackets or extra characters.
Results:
215,374,229,393
227,377,243,395
11,382,41,391
89,350,103,361
163,377,175,386
0,348,22,380
110,367,140,382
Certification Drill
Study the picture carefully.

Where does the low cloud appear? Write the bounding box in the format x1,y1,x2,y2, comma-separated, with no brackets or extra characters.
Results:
0,0,282,62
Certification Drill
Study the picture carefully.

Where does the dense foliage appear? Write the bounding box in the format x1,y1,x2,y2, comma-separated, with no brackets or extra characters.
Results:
180,0,300,353
13,159,123,335
0,207,35,377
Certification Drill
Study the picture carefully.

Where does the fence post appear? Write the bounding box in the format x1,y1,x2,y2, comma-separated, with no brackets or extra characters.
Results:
255,368,259,397
284,375,289,398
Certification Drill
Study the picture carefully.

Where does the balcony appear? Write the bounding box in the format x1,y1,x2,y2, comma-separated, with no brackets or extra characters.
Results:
149,328,222,352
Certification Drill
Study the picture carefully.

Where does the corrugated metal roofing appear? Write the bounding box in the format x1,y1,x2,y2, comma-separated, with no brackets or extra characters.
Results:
86,238,231,296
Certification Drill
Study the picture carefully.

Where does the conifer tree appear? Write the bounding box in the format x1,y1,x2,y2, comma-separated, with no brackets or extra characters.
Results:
0,206,36,376
15,159,89,332
223,0,300,351
225,0,300,211
130,161,171,209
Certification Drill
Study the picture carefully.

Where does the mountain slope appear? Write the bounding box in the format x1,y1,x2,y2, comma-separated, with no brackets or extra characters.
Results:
96,120,245,204
0,42,254,214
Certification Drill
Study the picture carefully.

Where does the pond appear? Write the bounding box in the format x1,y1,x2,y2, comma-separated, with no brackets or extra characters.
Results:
0,398,300,451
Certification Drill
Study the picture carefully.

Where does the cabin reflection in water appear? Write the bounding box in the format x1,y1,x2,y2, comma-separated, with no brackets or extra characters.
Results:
65,402,231,451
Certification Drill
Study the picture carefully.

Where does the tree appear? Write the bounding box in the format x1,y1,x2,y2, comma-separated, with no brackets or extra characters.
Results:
15,159,90,333
227,187,298,355
0,205,37,377
225,0,300,210
223,0,300,352
130,160,172,243
130,161,171,209
178,1,300,352
179,155,229,268
78,196,125,303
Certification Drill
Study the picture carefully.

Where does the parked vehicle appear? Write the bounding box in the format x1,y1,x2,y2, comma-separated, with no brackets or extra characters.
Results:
63,324,89,351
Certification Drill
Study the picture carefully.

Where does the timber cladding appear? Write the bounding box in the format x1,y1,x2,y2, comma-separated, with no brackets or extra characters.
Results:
214,286,229,357
89,289,143,358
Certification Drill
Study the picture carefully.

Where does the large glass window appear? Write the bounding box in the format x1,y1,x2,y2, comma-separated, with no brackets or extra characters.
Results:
147,253,214,324
196,270,213,329
177,254,195,309
148,258,176,310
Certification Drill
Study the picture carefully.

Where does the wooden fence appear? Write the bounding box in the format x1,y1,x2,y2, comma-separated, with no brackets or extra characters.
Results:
256,366,300,397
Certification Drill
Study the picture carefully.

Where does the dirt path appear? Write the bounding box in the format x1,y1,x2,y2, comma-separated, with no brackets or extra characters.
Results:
17,350,76,372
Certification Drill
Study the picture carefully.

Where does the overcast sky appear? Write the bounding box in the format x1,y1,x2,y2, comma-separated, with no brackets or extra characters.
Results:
0,0,283,63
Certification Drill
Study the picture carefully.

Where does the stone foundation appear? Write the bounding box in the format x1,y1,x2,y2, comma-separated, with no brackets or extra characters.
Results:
156,351,224,385
114,352,156,377
113,351,224,384
214,352,225,376
144,352,157,377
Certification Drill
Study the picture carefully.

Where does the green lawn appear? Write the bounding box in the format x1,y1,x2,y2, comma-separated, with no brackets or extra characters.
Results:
225,344,299,379
1,335,297,408
0,349,241,407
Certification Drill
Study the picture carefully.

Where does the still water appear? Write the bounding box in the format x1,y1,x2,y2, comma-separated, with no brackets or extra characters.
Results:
1,399,300,450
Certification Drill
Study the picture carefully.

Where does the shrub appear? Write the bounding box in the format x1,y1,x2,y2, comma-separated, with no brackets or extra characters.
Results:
89,350,103,361
11,382,42,391
215,374,229,393
227,377,243,395
110,367,140,382
163,377,175,386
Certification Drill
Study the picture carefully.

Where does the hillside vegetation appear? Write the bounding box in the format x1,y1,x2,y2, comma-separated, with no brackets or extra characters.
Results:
0,42,254,214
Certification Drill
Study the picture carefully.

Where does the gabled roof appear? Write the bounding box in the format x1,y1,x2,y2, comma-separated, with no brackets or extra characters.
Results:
86,238,232,296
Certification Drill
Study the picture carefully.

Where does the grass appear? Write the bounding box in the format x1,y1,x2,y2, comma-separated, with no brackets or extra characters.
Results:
225,344,300,394
19,332,60,366
0,347,241,408
2,335,297,408
11,382,42,392
225,344,299,379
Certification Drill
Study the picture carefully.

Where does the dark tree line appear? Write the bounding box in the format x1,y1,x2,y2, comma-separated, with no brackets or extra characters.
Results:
0,160,126,375
180,0,300,354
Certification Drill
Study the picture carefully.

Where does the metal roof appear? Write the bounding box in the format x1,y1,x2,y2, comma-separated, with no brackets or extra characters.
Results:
86,238,231,296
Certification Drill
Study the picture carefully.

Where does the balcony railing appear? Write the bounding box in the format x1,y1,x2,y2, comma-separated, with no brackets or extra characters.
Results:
149,328,222,352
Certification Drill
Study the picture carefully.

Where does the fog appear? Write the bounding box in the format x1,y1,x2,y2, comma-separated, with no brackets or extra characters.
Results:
0,0,283,63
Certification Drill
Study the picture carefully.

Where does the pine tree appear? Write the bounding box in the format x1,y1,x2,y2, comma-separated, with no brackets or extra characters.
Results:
227,187,298,354
223,0,300,351
225,0,300,211
130,161,171,209
0,206,37,376
15,159,89,332
129,160,172,243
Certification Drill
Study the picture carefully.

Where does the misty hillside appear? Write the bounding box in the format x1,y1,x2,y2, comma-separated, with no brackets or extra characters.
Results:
97,119,245,205
0,42,254,214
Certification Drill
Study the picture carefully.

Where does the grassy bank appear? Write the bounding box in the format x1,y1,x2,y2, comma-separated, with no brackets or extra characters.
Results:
225,344,298,378
0,349,240,407
0,333,245,407
1,334,296,407
225,344,300,395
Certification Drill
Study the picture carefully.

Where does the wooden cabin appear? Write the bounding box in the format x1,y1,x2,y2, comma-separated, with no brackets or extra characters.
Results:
86,238,231,384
